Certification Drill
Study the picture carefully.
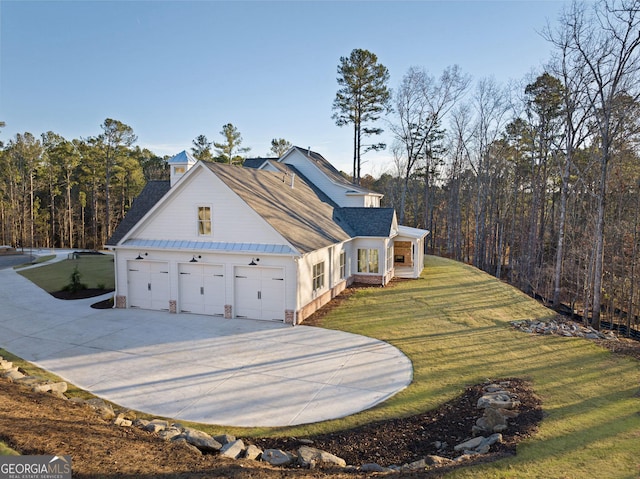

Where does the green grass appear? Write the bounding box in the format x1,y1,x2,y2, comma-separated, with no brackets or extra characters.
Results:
12,254,56,269
16,254,115,292
6,254,640,477
247,255,639,478
0,441,19,456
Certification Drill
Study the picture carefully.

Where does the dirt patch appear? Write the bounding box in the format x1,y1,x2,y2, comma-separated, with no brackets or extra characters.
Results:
0,376,540,479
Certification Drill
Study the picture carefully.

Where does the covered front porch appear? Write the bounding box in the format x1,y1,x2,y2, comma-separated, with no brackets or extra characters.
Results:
393,226,430,279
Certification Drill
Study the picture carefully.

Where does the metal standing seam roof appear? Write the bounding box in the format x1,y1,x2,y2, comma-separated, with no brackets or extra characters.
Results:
120,239,298,255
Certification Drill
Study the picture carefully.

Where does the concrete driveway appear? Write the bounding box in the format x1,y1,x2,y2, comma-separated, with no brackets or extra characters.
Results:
0,255,412,427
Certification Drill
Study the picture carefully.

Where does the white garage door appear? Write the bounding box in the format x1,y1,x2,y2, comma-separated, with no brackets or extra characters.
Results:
179,263,225,316
127,261,170,310
234,266,285,321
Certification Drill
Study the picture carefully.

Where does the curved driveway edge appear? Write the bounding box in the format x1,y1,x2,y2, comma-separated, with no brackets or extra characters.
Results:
0,261,412,427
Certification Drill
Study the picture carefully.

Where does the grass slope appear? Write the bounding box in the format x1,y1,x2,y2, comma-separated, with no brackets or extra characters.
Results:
276,256,639,478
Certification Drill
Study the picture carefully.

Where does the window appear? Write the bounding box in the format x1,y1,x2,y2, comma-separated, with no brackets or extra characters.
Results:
174,166,186,175
357,249,379,273
312,261,325,291
339,251,346,279
198,206,211,235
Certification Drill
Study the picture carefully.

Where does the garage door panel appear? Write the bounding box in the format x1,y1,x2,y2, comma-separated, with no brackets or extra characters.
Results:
203,266,225,315
234,266,285,321
128,261,169,310
179,263,225,316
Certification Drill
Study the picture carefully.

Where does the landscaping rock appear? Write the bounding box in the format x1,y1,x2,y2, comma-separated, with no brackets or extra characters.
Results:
454,436,485,452
360,463,386,472
402,458,427,471
158,427,182,440
213,434,235,446
172,438,203,455
114,416,133,427
244,444,262,460
425,455,452,466
0,359,13,370
14,376,43,387
2,367,25,381
143,419,168,433
262,449,295,466
220,439,245,459
180,428,222,452
133,418,149,428
297,445,346,469
32,381,67,394
85,398,115,420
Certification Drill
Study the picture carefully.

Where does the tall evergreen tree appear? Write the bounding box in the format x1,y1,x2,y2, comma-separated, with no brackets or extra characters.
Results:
191,134,214,162
269,138,292,157
213,123,250,164
332,48,391,185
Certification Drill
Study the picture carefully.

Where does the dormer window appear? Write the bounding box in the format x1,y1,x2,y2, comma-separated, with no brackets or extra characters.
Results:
174,166,186,175
198,206,211,235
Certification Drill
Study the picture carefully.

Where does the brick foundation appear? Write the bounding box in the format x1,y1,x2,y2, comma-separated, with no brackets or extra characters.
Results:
169,300,177,313
285,310,296,325
297,279,348,324
224,305,232,319
352,274,384,285
115,295,126,309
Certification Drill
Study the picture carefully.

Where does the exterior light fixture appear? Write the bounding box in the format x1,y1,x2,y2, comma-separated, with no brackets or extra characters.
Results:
249,258,259,265
135,253,144,260
190,256,198,263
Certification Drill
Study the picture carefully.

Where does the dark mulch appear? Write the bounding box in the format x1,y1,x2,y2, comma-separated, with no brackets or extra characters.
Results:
256,378,542,470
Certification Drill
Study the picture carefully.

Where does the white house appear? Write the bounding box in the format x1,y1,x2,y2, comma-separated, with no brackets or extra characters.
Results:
106,146,429,324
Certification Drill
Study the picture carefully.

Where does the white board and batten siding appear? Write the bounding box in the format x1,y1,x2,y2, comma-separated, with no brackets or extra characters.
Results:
131,166,287,246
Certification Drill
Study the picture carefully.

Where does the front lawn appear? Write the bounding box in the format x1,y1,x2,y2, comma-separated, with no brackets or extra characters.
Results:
269,255,639,478
16,253,115,292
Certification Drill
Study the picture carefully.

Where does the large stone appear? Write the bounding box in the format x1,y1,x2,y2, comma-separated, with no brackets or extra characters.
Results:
173,438,203,455
213,434,235,446
477,391,520,409
114,416,133,427
85,398,115,420
32,381,68,394
425,455,452,466
475,406,508,433
143,419,169,433
360,463,386,472
402,459,427,471
297,446,346,469
220,439,245,459
1,367,25,381
0,359,13,370
454,436,485,452
262,449,294,466
244,444,263,460
181,428,222,452
158,427,182,440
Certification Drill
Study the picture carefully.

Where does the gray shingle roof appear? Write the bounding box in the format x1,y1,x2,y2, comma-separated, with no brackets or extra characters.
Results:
204,162,353,253
106,181,171,246
290,146,380,195
334,207,396,237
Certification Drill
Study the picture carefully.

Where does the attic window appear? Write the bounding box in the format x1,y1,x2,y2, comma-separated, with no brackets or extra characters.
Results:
198,206,211,235
174,166,186,175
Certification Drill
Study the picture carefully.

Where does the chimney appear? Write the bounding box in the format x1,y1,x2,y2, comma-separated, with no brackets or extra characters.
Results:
290,172,296,189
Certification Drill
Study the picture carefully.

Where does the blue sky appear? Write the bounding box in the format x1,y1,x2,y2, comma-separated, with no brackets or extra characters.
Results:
1,0,568,175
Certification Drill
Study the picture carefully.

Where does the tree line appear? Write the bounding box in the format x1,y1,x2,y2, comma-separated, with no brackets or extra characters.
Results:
0,119,283,251
343,0,640,332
